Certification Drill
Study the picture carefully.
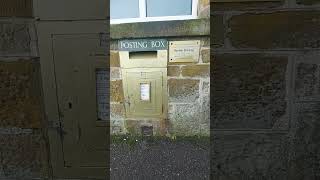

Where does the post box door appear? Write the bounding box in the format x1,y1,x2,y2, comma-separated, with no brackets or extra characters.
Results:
123,69,164,118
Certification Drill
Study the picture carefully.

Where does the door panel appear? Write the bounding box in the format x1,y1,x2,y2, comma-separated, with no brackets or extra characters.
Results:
124,70,163,118
52,34,108,171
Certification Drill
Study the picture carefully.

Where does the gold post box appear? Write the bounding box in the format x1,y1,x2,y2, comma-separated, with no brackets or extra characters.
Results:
119,50,168,119
118,39,168,135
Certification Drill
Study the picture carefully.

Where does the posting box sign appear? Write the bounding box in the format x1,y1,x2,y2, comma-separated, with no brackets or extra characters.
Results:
169,40,200,63
119,39,168,52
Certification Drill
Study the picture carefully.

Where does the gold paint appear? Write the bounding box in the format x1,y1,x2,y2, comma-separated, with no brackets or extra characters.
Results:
119,50,168,120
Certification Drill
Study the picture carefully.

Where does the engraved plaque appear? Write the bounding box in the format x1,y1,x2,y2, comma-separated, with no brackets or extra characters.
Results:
169,40,200,63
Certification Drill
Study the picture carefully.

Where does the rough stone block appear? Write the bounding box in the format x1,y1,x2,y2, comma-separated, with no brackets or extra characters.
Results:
0,0,33,17
168,79,200,103
167,66,180,77
199,7,210,19
289,102,320,180
202,81,210,94
169,103,202,136
181,64,210,77
0,130,44,179
201,48,210,63
110,51,120,67
213,54,288,103
200,124,210,136
111,19,209,39
110,80,124,102
213,101,288,129
211,1,283,11
200,37,210,47
0,22,31,55
110,40,118,51
212,54,288,129
199,0,210,18
228,11,320,49
110,67,121,80
211,15,224,48
295,61,320,101
199,0,210,8
0,59,42,128
168,104,175,116
200,95,210,136
211,132,289,180
199,95,211,129
297,0,320,5
110,103,125,119
111,119,125,135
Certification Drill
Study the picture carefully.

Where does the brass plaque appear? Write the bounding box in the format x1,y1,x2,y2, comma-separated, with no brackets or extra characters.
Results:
169,40,200,63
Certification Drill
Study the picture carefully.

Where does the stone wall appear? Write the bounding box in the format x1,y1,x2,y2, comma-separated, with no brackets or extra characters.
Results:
0,18,48,179
211,0,320,179
110,3,210,136
0,0,33,17
110,37,210,136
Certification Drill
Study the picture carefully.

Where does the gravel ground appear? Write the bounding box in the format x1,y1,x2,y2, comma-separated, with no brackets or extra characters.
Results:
110,138,210,180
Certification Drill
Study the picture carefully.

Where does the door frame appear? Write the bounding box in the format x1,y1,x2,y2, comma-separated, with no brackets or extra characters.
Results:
37,21,108,179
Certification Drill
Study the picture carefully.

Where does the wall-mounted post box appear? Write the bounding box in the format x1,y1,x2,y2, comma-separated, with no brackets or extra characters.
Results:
119,39,168,122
